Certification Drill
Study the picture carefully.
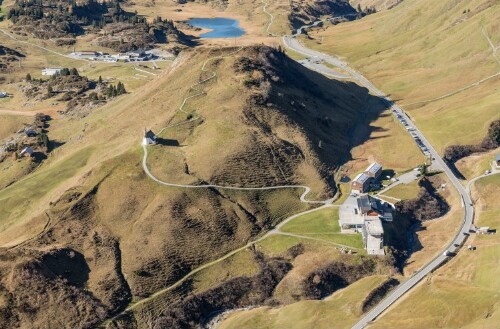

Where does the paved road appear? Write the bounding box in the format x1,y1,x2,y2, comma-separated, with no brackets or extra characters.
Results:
297,58,350,79
466,164,499,194
282,30,475,329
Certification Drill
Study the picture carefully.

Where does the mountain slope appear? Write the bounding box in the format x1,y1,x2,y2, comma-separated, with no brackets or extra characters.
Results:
304,0,500,152
0,45,384,328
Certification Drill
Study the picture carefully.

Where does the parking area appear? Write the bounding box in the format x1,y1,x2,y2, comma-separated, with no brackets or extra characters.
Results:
392,108,431,157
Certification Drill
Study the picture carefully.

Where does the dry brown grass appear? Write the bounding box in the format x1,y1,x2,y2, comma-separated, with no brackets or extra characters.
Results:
0,44,394,328
303,0,500,152
455,147,499,180
368,174,500,329
0,114,27,139
402,174,462,276
218,275,396,329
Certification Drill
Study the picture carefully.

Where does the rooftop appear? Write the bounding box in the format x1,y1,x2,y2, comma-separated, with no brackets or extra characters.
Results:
144,129,156,139
357,195,372,212
353,172,371,184
366,162,382,175
365,218,384,236
339,196,365,225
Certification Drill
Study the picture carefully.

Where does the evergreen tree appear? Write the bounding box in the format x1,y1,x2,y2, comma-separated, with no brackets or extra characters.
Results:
488,120,500,146
117,81,126,95
60,68,70,76
26,73,32,81
47,85,54,97
98,75,103,84
39,133,50,150
70,67,79,76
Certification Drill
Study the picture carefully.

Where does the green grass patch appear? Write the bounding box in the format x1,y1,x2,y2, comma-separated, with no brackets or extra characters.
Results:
383,181,420,200
282,207,340,233
0,147,94,230
301,233,364,249
281,207,363,249
257,234,307,256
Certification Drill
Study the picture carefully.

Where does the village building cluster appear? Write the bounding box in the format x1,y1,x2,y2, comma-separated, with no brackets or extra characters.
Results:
68,48,173,63
0,113,50,162
339,162,393,256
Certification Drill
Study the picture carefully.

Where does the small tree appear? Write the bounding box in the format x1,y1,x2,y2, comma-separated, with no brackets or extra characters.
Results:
26,73,32,81
89,92,98,101
117,81,126,95
38,133,50,150
70,68,79,76
60,68,70,76
98,75,103,84
47,85,54,97
419,163,430,177
488,120,500,146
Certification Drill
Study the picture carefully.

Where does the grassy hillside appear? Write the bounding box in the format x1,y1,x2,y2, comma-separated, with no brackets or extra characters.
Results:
304,0,500,152
349,0,403,11
0,114,27,139
368,173,500,329
0,45,390,328
218,275,395,329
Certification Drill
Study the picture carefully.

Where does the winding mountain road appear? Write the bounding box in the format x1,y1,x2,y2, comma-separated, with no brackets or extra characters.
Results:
136,8,482,329
282,24,476,329
142,46,335,204
103,42,343,327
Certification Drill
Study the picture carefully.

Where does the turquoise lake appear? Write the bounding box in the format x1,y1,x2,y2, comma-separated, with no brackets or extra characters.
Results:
187,17,245,38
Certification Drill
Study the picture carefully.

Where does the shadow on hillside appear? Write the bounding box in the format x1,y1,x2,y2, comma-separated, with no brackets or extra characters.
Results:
41,248,90,288
178,33,201,48
157,138,180,147
32,152,48,163
445,160,466,180
49,140,65,152
267,50,393,184
267,54,432,271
